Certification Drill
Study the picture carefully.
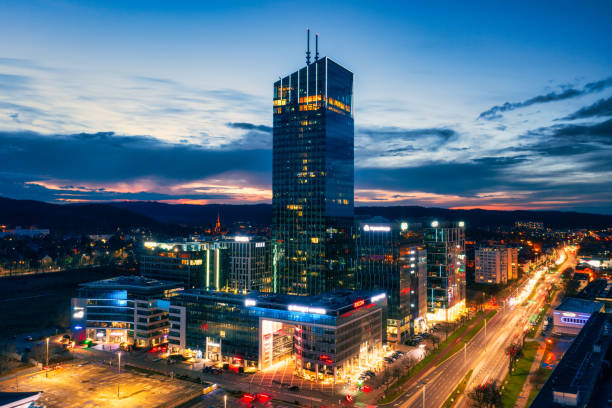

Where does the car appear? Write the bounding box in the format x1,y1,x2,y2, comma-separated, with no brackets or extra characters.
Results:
289,385,299,391
24,336,33,341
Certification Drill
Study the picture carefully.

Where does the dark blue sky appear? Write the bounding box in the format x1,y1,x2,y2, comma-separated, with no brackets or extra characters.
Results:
1,1,611,213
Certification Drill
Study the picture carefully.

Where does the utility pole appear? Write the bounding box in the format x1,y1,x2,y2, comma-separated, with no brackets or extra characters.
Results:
422,384,425,408
46,337,49,371
117,352,121,399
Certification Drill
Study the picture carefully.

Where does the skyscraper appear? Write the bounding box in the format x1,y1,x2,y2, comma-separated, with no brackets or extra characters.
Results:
424,221,466,322
272,35,354,296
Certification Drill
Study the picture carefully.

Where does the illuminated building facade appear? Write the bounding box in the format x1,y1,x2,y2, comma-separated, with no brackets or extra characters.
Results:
355,220,427,343
424,222,466,322
168,290,385,383
225,236,271,292
140,241,228,290
272,54,355,296
70,276,182,347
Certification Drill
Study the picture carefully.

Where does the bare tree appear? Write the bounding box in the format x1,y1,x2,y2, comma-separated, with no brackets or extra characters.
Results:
468,381,502,407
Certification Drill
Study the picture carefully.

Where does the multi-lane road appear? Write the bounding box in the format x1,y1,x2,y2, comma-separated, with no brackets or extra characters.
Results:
386,247,575,408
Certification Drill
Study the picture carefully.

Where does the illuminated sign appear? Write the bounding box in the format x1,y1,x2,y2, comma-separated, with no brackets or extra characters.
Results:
234,236,250,242
562,312,576,317
288,305,326,315
458,221,465,227
245,299,257,307
364,225,391,232
72,307,85,319
400,222,408,231
431,221,439,227
255,242,266,248
353,299,365,308
371,293,386,303
73,326,82,330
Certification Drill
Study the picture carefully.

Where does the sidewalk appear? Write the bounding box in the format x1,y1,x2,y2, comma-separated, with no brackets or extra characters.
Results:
514,342,546,408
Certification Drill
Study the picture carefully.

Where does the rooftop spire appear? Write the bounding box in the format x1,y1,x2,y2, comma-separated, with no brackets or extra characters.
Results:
306,28,311,65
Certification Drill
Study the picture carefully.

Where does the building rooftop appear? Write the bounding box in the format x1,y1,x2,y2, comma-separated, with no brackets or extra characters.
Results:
554,297,604,314
80,275,182,291
530,313,612,408
176,289,386,316
576,278,610,300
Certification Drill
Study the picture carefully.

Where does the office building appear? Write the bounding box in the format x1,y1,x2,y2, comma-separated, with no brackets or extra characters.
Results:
531,313,612,408
272,39,355,296
355,219,427,343
168,289,385,384
140,241,228,290
225,236,271,292
424,221,466,322
70,276,183,347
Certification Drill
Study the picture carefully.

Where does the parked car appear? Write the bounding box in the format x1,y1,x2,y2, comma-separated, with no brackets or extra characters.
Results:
289,385,299,391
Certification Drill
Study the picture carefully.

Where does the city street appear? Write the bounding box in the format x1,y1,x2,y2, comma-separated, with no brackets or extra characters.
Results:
378,247,575,408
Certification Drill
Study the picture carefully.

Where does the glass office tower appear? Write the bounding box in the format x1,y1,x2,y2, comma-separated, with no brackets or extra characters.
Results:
355,220,427,343
424,222,466,322
272,56,354,296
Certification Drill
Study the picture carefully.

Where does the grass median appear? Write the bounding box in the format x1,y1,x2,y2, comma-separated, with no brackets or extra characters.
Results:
379,310,496,405
500,340,539,408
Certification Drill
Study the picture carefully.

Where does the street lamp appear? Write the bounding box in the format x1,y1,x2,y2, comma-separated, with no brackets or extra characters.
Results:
45,337,49,368
117,352,121,399
224,394,227,408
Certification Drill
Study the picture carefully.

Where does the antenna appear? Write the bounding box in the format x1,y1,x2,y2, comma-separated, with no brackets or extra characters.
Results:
306,28,311,65
315,33,319,61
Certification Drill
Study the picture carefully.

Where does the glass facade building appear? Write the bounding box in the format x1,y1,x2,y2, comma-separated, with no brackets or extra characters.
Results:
70,276,183,347
355,220,427,343
424,223,466,322
168,289,385,383
140,241,228,290
272,56,354,296
225,237,271,292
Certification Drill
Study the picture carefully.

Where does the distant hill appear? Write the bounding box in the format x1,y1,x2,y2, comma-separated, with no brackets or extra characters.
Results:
1,197,609,234
112,201,612,229
111,201,272,227
0,196,164,234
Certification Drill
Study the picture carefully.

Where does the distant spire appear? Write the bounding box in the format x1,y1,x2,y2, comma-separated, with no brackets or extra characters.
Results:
315,33,319,61
214,212,221,234
306,28,311,65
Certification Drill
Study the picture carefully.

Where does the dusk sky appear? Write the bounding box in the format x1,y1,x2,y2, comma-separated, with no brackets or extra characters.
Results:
1,1,611,213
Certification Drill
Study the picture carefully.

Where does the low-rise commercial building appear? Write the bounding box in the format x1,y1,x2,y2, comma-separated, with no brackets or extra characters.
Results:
552,297,605,336
71,276,183,347
168,290,386,384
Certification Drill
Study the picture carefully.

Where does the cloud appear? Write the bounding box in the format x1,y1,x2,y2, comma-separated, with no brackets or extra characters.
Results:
478,76,612,120
561,97,612,120
0,130,271,203
227,122,272,133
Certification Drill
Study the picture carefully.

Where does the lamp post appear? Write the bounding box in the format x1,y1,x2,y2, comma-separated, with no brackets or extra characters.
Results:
117,352,121,399
46,337,49,368
224,394,227,408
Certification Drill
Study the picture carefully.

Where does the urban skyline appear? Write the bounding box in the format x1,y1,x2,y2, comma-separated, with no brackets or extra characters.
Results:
0,1,611,214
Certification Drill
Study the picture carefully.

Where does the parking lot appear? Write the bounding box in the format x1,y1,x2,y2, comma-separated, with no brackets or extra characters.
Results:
0,361,202,408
